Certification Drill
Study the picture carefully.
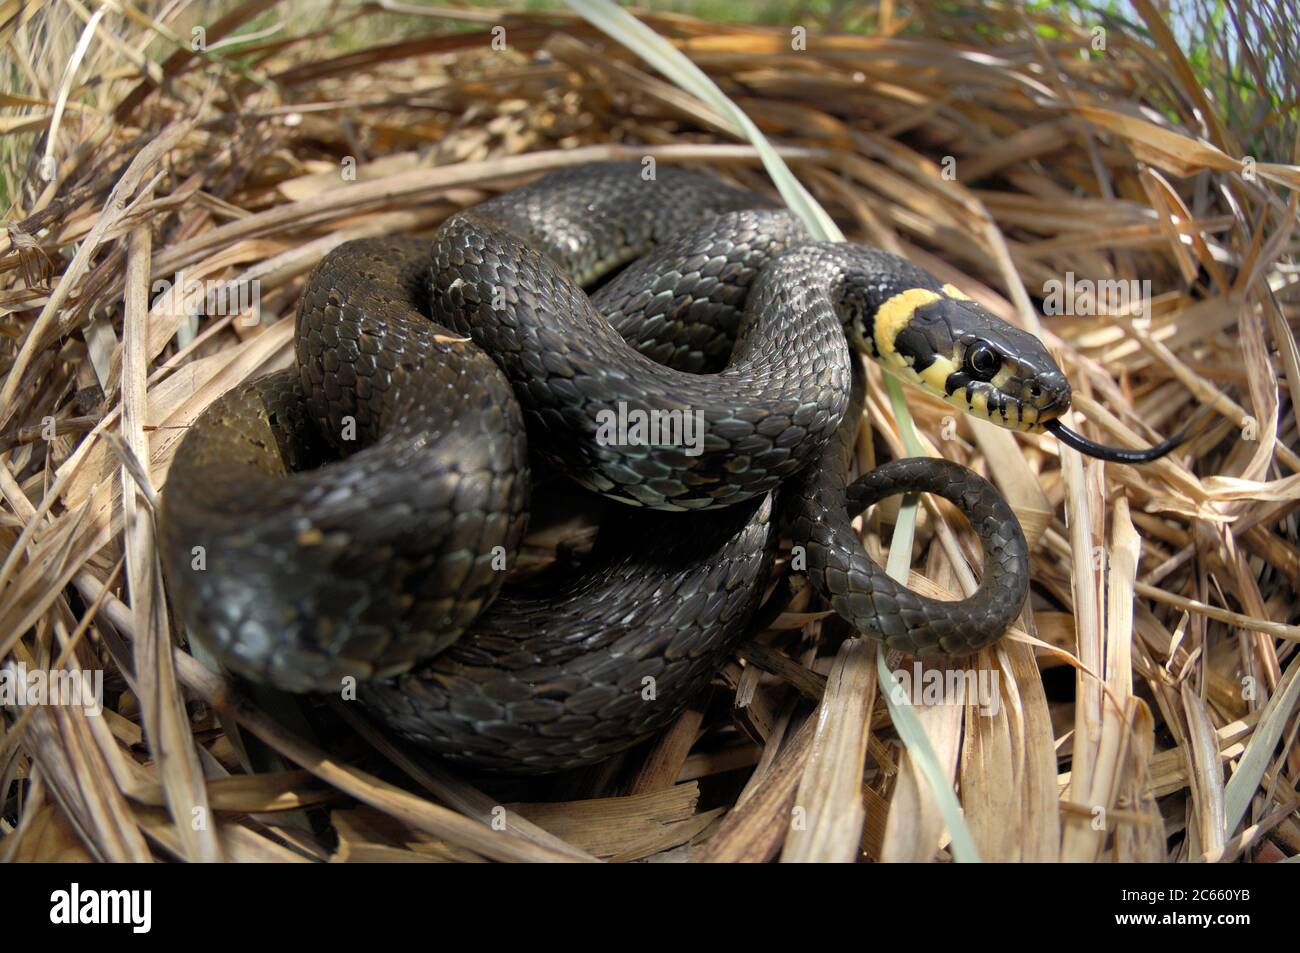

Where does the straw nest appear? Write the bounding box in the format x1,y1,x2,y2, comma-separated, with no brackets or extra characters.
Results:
1,0,1297,864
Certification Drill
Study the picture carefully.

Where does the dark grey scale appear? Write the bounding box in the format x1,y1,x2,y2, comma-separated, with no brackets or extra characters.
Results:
782,242,945,360
784,364,1029,658
593,209,811,373
849,299,879,358
464,163,772,287
161,162,1046,772
428,172,853,511
360,493,777,774
161,239,531,692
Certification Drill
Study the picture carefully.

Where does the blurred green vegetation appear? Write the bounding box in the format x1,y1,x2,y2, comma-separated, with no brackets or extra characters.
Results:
3,1,1294,215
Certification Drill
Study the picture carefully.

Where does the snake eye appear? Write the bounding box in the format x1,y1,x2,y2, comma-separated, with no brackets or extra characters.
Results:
965,343,1002,381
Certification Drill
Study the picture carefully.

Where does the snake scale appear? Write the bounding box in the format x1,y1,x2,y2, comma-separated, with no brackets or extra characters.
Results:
161,162,1178,773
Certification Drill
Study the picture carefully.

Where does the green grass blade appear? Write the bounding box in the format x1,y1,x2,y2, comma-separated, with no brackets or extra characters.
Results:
884,376,923,578
568,0,977,861
878,644,982,862
1224,650,1300,835
565,0,841,242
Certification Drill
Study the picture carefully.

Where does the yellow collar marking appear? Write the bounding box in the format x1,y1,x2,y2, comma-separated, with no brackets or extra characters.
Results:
941,283,972,301
873,288,943,365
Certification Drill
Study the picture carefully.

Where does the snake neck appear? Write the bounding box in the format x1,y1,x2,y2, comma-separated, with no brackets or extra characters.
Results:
755,241,1070,432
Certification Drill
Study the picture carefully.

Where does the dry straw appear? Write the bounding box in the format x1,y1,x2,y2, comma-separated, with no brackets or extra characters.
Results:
0,0,1297,863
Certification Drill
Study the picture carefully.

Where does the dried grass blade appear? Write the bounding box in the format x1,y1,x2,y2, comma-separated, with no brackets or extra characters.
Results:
120,214,220,862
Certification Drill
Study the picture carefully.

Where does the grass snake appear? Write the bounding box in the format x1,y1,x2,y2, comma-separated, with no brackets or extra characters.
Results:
161,163,1191,772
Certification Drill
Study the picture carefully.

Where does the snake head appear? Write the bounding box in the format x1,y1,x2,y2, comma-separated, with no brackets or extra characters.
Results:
865,281,1205,462
948,325,1072,432
864,284,1071,433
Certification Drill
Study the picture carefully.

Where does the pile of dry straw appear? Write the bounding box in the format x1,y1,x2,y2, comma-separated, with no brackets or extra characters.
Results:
1,0,1297,862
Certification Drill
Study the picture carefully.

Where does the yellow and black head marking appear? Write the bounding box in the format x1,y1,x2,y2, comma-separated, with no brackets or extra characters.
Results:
858,281,1071,433
841,259,1207,463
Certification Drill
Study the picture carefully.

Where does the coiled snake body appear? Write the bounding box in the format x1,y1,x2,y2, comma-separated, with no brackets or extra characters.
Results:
162,163,1083,772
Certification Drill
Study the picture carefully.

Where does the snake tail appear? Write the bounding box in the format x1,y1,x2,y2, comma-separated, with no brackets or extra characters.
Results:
788,369,1030,657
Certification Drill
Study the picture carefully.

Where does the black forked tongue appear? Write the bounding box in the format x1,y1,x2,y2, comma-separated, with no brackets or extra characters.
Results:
1044,404,1215,464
